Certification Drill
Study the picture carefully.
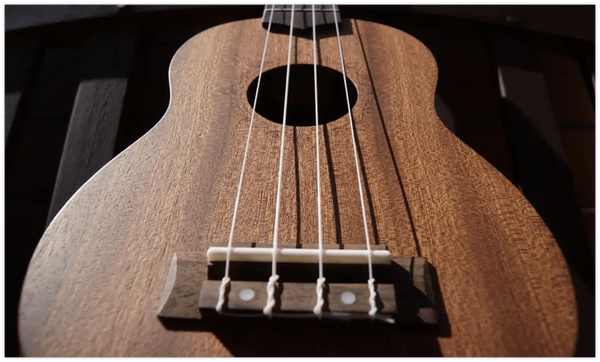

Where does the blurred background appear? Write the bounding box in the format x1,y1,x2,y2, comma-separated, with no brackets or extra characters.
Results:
5,5,595,356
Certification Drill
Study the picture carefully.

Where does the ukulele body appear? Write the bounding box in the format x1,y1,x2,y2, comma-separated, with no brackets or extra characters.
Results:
19,18,576,356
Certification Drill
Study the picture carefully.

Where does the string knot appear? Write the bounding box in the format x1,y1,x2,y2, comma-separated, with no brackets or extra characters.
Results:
215,276,231,313
313,277,327,318
367,278,378,319
263,274,280,317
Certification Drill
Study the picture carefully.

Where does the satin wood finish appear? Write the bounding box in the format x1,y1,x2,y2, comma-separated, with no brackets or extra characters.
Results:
19,18,576,356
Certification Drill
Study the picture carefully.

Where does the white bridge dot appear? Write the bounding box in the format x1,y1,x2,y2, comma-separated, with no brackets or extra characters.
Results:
341,291,356,305
239,288,255,301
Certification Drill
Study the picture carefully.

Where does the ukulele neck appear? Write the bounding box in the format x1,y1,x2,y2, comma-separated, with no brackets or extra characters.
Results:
261,5,342,31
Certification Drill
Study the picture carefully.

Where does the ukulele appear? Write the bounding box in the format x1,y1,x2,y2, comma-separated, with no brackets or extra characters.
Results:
19,5,577,356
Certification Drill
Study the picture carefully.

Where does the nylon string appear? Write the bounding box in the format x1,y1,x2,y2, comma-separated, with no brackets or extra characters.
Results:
332,5,378,318
216,4,276,314
311,4,326,319
263,4,296,318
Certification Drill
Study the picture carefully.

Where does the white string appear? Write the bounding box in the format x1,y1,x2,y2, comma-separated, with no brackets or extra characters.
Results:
311,4,326,319
332,6,377,318
216,4,276,314
264,4,296,318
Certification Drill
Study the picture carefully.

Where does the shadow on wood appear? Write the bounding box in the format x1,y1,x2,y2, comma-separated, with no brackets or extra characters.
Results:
266,17,354,40
163,317,445,356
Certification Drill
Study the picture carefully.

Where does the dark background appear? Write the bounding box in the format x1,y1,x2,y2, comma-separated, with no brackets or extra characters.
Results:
5,5,595,356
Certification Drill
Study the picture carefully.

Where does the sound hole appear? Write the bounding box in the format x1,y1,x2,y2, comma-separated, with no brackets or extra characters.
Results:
247,64,358,127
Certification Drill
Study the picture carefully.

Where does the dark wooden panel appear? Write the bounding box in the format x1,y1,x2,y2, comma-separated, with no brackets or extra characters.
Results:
5,5,240,32
5,36,41,143
560,129,595,209
5,5,122,31
113,43,180,154
23,45,82,120
577,43,595,94
582,213,595,256
407,5,595,42
440,23,503,128
584,56,595,91
137,6,261,45
128,43,179,121
569,255,595,357
6,46,82,200
6,120,70,200
46,26,138,223
537,35,595,126
7,5,594,42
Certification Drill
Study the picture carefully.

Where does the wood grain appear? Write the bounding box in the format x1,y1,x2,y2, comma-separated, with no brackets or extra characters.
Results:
19,18,577,356
157,253,206,320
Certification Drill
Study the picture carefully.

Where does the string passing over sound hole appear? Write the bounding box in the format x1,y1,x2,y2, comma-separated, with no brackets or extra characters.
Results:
247,64,358,127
